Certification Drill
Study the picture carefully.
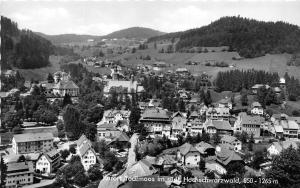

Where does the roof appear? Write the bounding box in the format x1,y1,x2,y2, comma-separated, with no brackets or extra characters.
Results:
205,120,232,131
252,102,262,107
190,111,199,118
13,132,53,143
126,159,158,178
78,141,95,157
103,110,131,118
216,148,243,166
274,125,283,133
276,120,299,130
221,135,240,143
7,161,34,175
41,149,60,163
97,123,117,130
141,109,170,120
104,80,144,93
179,143,200,156
270,141,299,153
112,132,130,142
195,142,215,154
240,113,264,125
76,134,91,147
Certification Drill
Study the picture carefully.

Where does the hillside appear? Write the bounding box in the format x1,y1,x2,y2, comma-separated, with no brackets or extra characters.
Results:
35,32,102,45
103,27,165,39
149,16,300,58
1,16,54,69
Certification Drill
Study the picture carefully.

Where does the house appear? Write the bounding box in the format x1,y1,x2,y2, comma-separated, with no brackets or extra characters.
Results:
188,119,203,136
103,79,144,97
5,161,34,188
220,135,242,151
52,80,79,97
195,142,215,157
3,70,17,78
217,97,232,109
36,149,61,174
267,141,299,157
176,68,189,74
75,135,97,171
234,112,264,138
140,108,172,138
204,120,233,136
251,84,270,94
171,112,187,139
97,123,127,141
12,133,54,154
98,109,131,125
270,125,284,139
126,159,158,178
176,143,201,167
108,132,130,150
215,146,244,170
251,102,264,115
274,120,299,140
206,107,231,121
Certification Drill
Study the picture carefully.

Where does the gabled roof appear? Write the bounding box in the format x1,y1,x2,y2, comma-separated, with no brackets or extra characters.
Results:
7,161,34,173
179,143,200,156
40,149,60,163
141,109,170,120
13,132,53,143
239,113,264,125
126,159,158,178
112,132,130,142
216,148,243,166
195,142,215,154
189,111,199,118
205,120,232,131
78,141,95,157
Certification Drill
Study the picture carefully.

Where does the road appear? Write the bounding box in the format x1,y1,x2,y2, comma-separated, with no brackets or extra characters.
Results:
98,133,139,188
126,133,139,168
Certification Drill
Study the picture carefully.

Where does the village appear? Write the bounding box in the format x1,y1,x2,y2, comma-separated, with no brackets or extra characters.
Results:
1,57,299,188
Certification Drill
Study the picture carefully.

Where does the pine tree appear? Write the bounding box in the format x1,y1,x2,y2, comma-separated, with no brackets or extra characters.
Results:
0,157,7,186
47,73,54,83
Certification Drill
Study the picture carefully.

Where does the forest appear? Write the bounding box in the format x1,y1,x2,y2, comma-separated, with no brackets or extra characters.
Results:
149,16,300,58
1,16,54,69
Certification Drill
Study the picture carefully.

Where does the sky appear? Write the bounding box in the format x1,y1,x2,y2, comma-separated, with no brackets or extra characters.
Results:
1,0,300,36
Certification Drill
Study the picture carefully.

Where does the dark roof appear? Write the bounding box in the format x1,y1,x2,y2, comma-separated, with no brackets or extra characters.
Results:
221,135,240,143
216,148,243,166
206,120,232,131
140,109,170,121
179,143,200,155
13,132,53,143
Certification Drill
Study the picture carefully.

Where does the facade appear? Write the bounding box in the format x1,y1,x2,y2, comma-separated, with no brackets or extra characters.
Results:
12,133,54,154
52,80,79,97
204,120,233,136
274,120,299,140
220,135,242,151
140,108,172,138
234,112,264,138
171,112,187,139
206,107,231,121
5,162,34,188
176,143,201,167
36,149,61,174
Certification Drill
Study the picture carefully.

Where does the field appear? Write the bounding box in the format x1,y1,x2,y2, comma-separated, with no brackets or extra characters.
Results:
17,55,62,81
114,47,300,80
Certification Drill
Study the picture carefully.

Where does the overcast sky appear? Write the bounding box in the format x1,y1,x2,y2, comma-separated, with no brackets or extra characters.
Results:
1,0,300,36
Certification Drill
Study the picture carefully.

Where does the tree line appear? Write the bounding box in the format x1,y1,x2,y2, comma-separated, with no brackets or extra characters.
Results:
1,16,54,69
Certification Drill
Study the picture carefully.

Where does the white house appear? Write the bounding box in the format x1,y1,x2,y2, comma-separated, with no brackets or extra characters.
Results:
251,102,264,115
5,161,34,188
76,135,97,171
220,135,242,151
36,149,61,174
176,143,201,167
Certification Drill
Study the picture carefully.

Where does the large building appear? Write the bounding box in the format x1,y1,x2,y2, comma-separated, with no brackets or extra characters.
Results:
5,161,34,188
204,120,233,136
12,133,54,154
206,107,231,121
140,108,172,138
98,110,131,125
234,112,264,138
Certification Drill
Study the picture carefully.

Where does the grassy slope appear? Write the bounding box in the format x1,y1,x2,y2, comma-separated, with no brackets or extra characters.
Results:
17,55,62,81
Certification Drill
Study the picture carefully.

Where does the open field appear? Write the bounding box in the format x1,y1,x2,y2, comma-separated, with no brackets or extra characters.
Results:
17,55,62,81
114,48,300,80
